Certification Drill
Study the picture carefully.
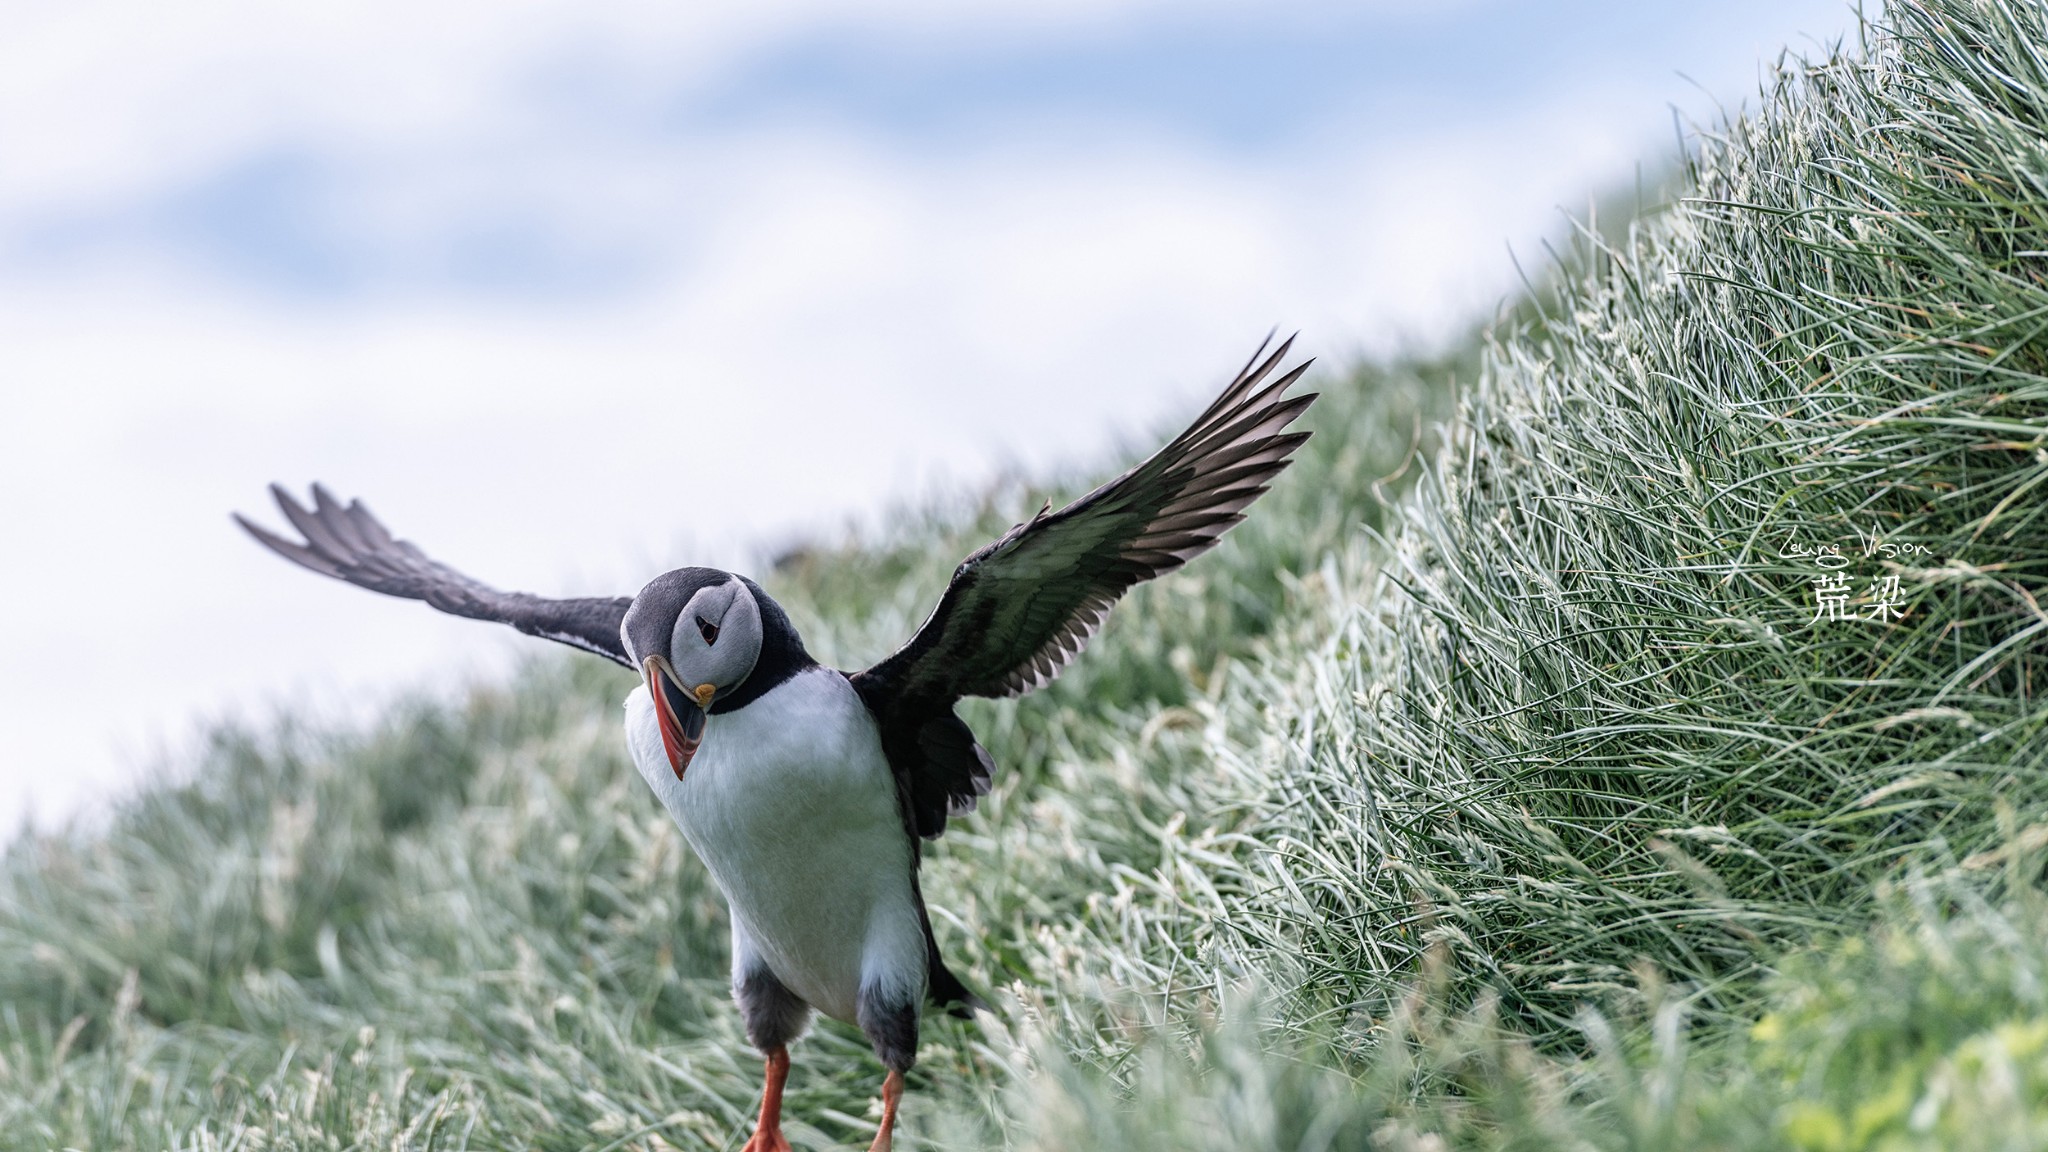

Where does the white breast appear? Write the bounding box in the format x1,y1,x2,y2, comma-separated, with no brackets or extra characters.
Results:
624,667,925,1024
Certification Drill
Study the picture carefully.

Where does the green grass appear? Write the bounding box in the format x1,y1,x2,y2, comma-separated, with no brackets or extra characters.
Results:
5,0,2048,1147
1004,868,2048,1152
1071,0,2048,1046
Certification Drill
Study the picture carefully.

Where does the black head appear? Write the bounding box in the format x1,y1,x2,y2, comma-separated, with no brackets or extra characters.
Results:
620,567,812,778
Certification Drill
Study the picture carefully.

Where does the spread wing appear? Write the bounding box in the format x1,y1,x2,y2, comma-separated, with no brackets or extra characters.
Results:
235,483,635,667
850,334,1316,838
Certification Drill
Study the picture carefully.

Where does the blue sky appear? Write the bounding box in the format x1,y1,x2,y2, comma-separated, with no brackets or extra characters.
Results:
0,0,1858,834
695,1,1771,147
12,1,1853,302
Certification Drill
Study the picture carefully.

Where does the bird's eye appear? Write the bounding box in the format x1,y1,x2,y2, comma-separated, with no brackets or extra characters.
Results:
697,617,719,645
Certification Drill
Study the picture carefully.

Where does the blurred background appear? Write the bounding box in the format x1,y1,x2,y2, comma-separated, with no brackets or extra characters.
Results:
0,0,1856,836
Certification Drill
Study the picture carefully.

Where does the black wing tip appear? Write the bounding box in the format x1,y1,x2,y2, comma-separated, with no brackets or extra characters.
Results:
1181,336,1314,448
1234,329,1278,377
232,508,280,545
234,506,344,578
269,480,308,513
1241,363,1317,416
253,481,343,550
266,479,353,513
1242,327,1296,362
1253,331,1301,374
231,509,279,552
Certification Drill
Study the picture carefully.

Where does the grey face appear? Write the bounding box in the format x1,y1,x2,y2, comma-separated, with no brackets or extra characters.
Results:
665,577,764,697
621,567,764,778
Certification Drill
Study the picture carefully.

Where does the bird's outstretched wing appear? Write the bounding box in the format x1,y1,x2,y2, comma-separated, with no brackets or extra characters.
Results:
236,484,635,667
850,334,1316,838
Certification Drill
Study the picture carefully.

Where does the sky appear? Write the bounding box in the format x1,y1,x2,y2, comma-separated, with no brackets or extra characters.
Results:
0,0,1861,837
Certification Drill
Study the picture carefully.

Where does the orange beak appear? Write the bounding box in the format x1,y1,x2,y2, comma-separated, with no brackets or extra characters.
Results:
643,655,705,780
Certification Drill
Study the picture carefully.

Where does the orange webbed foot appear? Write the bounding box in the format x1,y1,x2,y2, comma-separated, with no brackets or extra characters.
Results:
741,1047,794,1152
864,1069,905,1152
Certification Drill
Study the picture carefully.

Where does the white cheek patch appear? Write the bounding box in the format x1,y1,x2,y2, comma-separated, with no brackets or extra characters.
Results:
718,582,764,684
669,578,763,691
673,582,738,658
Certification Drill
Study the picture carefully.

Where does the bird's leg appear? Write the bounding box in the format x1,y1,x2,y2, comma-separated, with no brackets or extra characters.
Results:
741,1047,793,1152
865,1069,905,1152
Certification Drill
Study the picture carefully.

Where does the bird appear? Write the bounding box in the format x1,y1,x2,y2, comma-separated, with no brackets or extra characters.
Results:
235,336,1315,1152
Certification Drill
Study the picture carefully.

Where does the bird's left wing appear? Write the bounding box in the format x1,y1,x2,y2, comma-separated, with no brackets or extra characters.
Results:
850,335,1315,838
236,483,635,667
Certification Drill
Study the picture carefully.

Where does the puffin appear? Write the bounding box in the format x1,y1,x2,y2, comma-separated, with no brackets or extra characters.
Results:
236,336,1315,1152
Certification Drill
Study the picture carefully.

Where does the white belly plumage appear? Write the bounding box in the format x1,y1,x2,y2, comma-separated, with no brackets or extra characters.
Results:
624,666,925,1025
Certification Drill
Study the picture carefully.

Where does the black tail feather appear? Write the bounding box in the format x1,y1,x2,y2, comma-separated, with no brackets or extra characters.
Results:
927,948,987,1019
913,875,987,1017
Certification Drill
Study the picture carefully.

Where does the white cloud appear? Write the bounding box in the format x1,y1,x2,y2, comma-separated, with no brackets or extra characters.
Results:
2,0,1428,218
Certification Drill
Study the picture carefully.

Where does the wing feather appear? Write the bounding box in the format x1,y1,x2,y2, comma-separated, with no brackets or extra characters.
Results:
850,335,1317,839
236,483,634,667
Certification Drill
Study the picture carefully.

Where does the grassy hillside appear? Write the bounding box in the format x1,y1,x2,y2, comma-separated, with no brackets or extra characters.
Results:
5,0,2048,1148
1070,0,2048,1040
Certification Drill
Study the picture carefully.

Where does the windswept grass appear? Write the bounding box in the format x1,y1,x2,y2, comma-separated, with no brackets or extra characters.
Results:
1007,868,2048,1152
4,1,2048,1148
1047,0,2048,1043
